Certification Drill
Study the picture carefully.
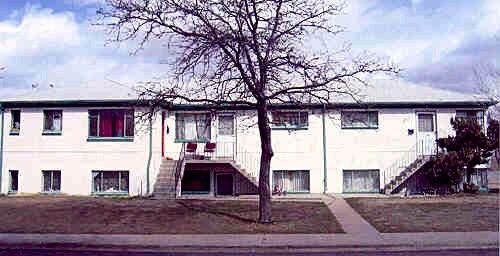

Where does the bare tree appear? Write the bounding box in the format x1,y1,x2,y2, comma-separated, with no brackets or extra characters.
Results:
474,63,500,118
97,0,399,223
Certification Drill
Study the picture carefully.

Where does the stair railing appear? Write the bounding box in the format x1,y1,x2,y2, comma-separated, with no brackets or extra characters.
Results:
382,143,418,188
235,146,261,181
173,142,186,197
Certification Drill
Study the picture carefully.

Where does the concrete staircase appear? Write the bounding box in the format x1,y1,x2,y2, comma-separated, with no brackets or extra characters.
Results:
383,157,430,194
152,159,179,198
229,160,259,188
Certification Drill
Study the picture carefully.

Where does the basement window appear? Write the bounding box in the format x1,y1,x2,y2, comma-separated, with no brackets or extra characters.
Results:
92,171,129,194
9,170,18,194
42,170,61,193
272,170,310,193
343,169,380,193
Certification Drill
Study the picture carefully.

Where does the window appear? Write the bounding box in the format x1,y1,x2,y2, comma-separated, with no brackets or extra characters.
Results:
88,109,134,140
341,111,378,129
10,110,20,135
273,170,310,193
175,113,211,142
42,170,61,193
271,111,308,129
9,170,18,194
181,170,211,194
343,169,380,193
218,115,234,135
418,114,434,132
43,110,62,135
456,110,484,128
92,171,129,194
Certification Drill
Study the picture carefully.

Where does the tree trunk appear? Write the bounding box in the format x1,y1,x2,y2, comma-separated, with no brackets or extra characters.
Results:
257,101,273,224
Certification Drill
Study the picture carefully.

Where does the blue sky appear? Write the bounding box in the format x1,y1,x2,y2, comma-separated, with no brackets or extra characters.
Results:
0,0,498,98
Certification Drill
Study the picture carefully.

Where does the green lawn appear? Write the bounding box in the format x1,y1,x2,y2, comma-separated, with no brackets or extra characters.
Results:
0,196,343,234
346,193,499,233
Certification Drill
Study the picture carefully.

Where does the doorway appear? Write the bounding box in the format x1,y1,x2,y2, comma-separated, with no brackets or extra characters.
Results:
216,173,234,196
416,112,437,156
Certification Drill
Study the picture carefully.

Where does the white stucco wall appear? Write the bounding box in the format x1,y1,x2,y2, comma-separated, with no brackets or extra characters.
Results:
1,107,163,196
1,105,489,195
164,106,488,194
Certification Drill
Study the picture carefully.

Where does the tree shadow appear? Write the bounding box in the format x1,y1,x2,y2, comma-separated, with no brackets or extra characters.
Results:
176,201,257,224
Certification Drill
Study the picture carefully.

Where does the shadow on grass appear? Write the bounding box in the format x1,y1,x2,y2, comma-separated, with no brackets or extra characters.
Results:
176,201,258,224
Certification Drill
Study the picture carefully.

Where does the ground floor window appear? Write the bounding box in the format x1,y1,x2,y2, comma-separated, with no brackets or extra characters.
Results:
181,170,210,194
343,169,380,193
469,168,488,190
42,170,61,193
273,170,310,193
9,170,18,193
92,171,129,194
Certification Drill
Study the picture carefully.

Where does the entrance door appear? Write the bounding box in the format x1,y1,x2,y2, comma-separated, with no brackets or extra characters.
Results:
216,174,234,196
416,112,437,156
216,114,236,159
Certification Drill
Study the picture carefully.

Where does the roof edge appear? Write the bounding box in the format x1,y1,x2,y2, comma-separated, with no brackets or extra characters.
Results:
0,99,496,109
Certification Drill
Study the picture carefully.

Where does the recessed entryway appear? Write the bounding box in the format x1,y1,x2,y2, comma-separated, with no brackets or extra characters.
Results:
215,173,234,196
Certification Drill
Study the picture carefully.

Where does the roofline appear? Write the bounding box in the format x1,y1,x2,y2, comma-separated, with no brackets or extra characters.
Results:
0,99,496,109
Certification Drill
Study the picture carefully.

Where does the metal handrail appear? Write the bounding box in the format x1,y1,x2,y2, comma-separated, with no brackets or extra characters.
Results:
173,143,186,196
382,139,438,189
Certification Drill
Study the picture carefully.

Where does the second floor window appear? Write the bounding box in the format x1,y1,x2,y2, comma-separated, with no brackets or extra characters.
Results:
43,110,62,134
89,109,134,138
175,113,211,142
341,111,379,129
10,110,20,135
271,111,308,129
456,110,484,128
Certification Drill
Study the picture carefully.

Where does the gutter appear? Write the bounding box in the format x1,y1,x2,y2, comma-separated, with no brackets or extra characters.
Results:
146,115,153,195
322,104,328,194
0,104,4,194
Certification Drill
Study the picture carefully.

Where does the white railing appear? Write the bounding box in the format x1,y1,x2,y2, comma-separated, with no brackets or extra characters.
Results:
382,140,437,191
180,141,261,181
382,144,418,187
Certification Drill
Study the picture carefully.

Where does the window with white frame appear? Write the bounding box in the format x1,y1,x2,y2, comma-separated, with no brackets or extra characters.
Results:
271,111,308,129
272,170,310,193
92,171,129,194
88,109,134,138
343,169,380,193
341,111,378,129
218,115,234,135
175,113,211,142
10,110,20,135
42,170,61,193
456,110,484,128
43,110,62,134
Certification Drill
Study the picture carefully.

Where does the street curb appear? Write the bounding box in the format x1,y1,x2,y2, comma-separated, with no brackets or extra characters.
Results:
0,242,498,254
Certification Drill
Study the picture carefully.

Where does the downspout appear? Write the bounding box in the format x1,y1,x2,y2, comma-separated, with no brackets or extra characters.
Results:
322,104,328,194
146,112,153,195
0,104,4,194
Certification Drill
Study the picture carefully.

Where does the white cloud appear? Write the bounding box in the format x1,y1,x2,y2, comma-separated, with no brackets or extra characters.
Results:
0,4,167,98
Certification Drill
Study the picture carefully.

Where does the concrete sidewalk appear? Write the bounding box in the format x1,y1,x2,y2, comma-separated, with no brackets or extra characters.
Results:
0,195,497,253
0,232,497,252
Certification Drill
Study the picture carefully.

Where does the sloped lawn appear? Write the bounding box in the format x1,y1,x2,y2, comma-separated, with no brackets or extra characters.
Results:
346,193,499,233
0,196,343,234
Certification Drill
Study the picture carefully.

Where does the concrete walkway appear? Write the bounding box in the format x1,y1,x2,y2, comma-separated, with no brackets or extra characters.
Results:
323,195,380,237
0,195,497,253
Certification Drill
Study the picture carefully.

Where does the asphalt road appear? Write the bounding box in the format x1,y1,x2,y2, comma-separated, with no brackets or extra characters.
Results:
0,248,498,256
